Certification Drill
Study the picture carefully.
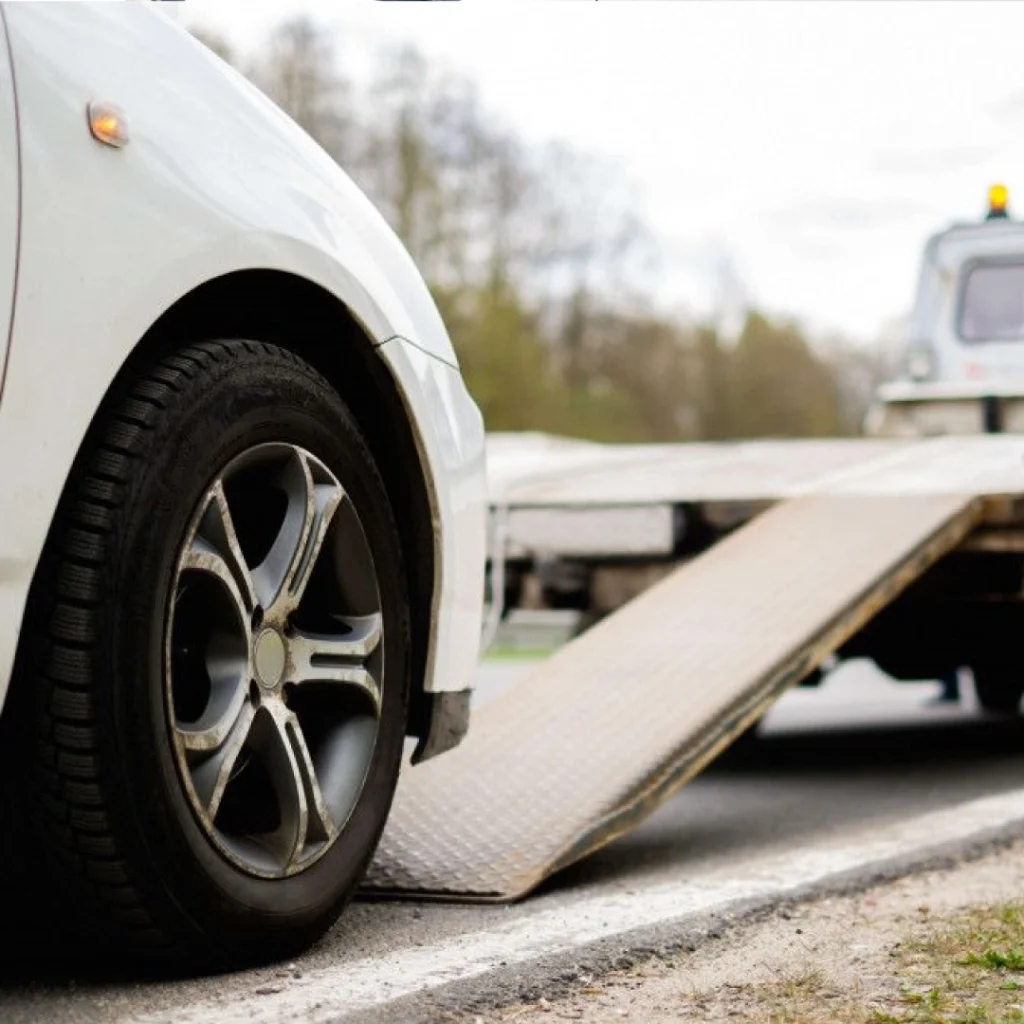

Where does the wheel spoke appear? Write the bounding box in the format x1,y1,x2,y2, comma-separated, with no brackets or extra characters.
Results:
284,713,336,850
261,703,336,869
289,614,383,714
181,480,257,619
252,452,344,620
186,702,255,821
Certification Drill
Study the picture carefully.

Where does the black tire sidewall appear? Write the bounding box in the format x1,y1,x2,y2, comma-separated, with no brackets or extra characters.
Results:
102,345,409,956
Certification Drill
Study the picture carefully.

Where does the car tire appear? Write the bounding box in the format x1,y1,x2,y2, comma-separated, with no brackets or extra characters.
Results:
971,665,1024,715
10,339,410,967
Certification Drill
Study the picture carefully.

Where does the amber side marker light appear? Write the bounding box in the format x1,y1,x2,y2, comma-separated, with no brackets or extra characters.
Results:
87,101,129,148
987,183,1009,220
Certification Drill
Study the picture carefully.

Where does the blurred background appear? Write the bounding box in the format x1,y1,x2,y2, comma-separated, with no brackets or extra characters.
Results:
180,1,1024,443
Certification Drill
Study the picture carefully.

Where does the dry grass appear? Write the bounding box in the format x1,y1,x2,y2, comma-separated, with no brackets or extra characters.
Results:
682,901,1024,1023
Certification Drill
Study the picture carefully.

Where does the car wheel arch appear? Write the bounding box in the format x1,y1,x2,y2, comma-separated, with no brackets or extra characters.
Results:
62,268,439,745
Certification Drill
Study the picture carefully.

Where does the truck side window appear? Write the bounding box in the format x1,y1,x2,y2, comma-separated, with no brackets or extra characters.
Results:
959,262,1024,342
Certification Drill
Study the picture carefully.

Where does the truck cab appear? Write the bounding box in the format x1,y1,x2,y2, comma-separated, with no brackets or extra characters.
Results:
867,185,1024,436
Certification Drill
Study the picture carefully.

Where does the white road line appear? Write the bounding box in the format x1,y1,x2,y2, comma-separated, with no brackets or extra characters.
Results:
138,788,1024,1024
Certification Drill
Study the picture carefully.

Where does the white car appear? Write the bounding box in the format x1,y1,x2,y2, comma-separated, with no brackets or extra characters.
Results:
0,3,486,964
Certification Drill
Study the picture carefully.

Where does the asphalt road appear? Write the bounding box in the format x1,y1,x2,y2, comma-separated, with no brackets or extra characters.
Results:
3,659,1024,1024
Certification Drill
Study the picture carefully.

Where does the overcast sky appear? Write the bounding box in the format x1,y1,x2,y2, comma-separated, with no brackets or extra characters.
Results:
185,1,1024,342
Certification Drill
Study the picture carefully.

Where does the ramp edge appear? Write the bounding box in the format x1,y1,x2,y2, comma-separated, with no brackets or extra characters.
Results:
545,496,986,886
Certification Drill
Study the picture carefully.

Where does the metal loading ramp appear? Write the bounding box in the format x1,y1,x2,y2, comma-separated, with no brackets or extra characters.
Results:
365,491,984,900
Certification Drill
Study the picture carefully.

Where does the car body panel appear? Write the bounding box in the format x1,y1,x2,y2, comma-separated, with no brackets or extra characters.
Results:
0,9,17,398
0,2,484,715
377,337,487,693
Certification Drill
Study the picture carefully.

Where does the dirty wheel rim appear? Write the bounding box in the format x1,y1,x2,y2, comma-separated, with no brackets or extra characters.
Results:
165,442,383,878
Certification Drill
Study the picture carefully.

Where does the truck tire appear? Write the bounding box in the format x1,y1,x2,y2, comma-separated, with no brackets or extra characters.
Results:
971,666,1024,715
10,340,410,967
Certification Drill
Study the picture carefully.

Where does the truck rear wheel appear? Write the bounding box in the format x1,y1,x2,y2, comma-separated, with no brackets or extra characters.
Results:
971,665,1024,715
10,340,410,966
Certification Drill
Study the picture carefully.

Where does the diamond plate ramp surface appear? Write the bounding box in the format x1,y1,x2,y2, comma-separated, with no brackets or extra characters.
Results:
365,493,983,900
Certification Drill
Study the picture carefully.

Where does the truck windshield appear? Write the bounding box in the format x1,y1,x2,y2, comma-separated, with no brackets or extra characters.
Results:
959,261,1024,342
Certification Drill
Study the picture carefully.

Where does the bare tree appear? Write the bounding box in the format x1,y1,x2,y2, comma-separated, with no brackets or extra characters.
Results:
187,24,236,65
202,17,857,445
250,18,352,163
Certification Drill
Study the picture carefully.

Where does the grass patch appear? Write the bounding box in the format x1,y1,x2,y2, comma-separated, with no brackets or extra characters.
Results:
677,902,1024,1023
482,647,555,662
867,901,1024,1023
963,949,1024,972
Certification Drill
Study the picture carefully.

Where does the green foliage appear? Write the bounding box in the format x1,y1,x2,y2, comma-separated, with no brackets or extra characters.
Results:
726,313,845,438
191,19,888,443
963,949,1024,971
436,284,567,434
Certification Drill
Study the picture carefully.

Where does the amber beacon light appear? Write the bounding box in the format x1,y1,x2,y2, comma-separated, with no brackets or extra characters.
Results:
986,183,1009,220
87,101,129,148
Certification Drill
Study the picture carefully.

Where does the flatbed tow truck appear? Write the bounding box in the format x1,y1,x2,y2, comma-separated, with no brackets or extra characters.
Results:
869,183,1024,437
363,189,1024,903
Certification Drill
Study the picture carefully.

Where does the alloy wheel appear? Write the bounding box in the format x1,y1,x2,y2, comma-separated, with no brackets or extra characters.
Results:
165,443,384,878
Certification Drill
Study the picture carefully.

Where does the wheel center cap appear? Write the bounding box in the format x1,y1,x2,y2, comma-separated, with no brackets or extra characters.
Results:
254,629,287,690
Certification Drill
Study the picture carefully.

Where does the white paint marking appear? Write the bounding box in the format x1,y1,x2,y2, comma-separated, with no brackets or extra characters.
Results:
136,789,1024,1024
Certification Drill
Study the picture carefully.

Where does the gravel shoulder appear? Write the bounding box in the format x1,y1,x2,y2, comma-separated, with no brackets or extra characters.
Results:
459,838,1024,1023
